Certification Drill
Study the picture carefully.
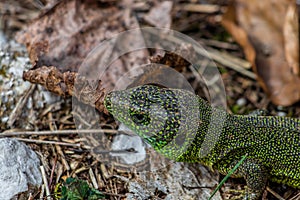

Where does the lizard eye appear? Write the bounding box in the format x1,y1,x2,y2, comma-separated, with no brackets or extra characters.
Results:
131,113,150,125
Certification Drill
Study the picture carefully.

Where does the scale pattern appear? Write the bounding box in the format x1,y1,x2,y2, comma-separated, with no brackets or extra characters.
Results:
104,85,300,200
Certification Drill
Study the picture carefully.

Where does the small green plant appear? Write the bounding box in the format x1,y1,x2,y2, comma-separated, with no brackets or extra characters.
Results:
59,177,106,200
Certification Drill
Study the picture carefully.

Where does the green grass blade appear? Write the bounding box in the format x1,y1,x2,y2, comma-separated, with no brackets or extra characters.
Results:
208,154,248,200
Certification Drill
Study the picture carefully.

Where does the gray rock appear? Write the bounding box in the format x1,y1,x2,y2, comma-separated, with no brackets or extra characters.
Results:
110,133,147,165
126,162,222,200
0,138,42,199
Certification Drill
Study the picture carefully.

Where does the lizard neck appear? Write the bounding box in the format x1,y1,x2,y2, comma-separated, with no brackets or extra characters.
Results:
175,96,229,164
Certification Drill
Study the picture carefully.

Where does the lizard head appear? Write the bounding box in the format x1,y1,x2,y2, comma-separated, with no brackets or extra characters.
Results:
104,85,182,150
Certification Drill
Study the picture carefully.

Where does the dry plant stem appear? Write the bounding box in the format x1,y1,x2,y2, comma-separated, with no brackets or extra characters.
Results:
99,191,127,198
200,38,239,50
181,4,221,13
89,168,99,189
74,166,89,175
39,185,45,200
56,144,70,171
0,129,120,137
22,66,107,114
265,186,285,200
55,162,64,185
100,164,110,179
15,138,81,147
8,85,36,127
288,192,300,200
147,28,255,79
206,47,256,79
95,168,104,188
69,153,86,177
48,155,58,187
40,165,51,200
27,193,33,200
217,50,251,69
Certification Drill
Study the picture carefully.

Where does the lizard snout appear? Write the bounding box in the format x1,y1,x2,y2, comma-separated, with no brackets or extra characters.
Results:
104,92,113,113
104,90,130,114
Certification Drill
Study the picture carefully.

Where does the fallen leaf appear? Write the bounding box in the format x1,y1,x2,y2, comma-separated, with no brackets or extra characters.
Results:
222,0,300,106
16,0,148,75
16,0,151,113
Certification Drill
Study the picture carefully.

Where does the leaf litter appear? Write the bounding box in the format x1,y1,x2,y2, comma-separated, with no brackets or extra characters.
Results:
1,0,300,199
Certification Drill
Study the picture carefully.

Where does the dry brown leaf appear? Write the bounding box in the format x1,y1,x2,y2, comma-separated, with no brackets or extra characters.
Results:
222,0,300,106
16,0,148,74
149,44,193,72
16,0,149,111
16,1,124,72
28,41,49,68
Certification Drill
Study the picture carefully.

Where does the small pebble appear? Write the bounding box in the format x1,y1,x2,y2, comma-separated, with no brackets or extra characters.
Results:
276,105,285,111
236,98,246,107
1,117,8,123
277,111,287,117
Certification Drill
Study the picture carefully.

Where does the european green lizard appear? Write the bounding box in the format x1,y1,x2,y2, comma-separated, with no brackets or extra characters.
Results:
104,84,300,200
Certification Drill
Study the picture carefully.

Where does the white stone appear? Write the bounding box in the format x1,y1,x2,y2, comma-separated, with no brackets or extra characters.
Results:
0,138,42,199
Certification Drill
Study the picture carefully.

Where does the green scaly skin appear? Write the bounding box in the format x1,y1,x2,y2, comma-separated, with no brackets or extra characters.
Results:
104,85,300,200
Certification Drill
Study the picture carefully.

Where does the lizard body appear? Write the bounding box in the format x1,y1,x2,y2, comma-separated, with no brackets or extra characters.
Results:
104,85,300,200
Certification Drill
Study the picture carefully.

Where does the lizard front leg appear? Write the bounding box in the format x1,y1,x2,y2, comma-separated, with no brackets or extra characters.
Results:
217,158,268,200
